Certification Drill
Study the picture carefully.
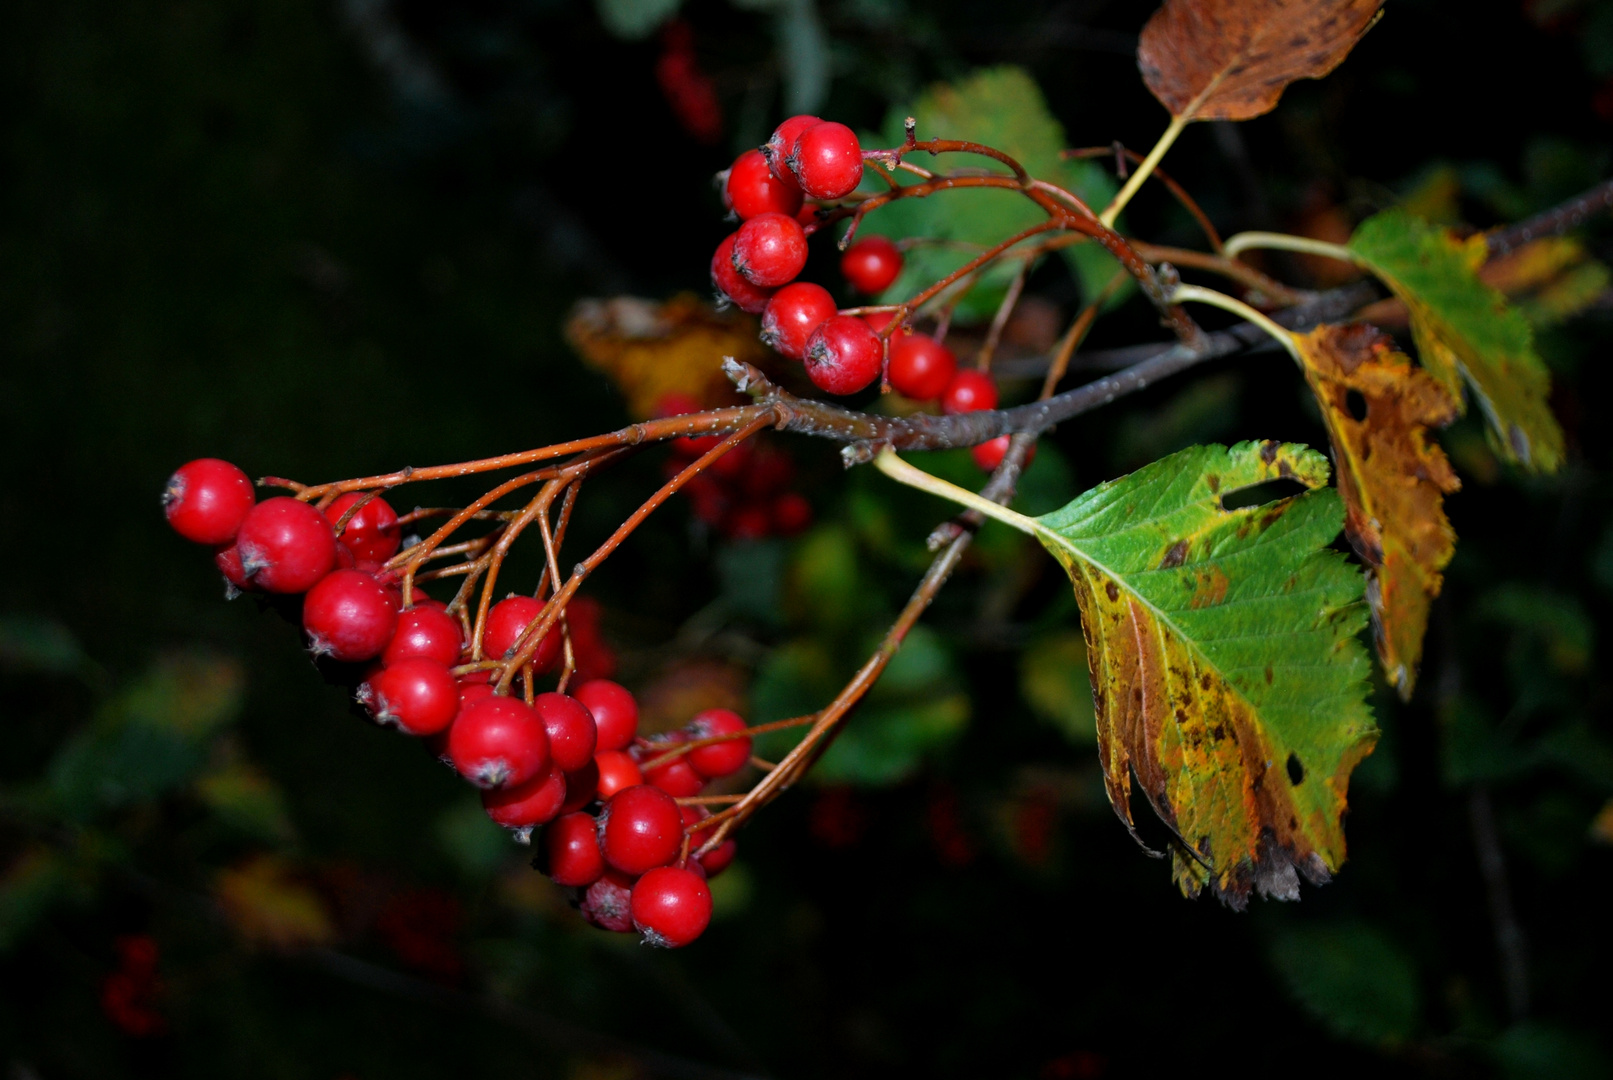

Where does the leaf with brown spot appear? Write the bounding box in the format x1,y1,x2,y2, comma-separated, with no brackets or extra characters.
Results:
1292,323,1460,700
1138,0,1384,122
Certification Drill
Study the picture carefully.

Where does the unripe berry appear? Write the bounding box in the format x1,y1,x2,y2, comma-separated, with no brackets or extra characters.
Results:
303,569,399,662
760,282,837,361
804,315,883,395
723,148,802,220
579,869,637,933
711,233,775,314
574,680,639,752
382,604,463,667
940,368,999,414
763,114,821,180
361,658,459,735
631,866,713,948
840,235,903,295
448,695,550,789
324,492,401,563
685,708,751,779
593,750,643,800
888,333,958,402
732,212,808,288
533,692,598,774
483,596,560,672
972,435,1036,472
787,122,863,200
164,458,256,545
235,497,337,594
599,785,683,875
482,766,567,829
543,811,606,887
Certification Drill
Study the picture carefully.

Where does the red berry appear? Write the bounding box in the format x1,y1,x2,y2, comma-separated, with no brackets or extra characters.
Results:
761,282,837,361
382,605,463,667
788,122,863,200
723,148,802,220
685,708,751,779
707,437,754,481
482,766,566,829
804,315,883,395
600,785,683,875
483,596,559,672
771,492,813,535
324,492,401,563
796,202,821,227
235,497,337,594
561,759,600,813
448,695,550,789
543,811,605,887
574,680,639,752
941,369,999,414
534,692,598,774
972,435,1036,472
566,596,617,683
888,333,958,402
863,310,905,335
214,542,255,592
764,114,821,180
303,569,399,662
698,837,738,878
840,235,903,295
644,741,706,798
732,212,808,288
579,869,637,933
164,459,255,545
594,750,643,799
361,658,459,735
721,504,772,542
631,866,712,948
711,233,775,314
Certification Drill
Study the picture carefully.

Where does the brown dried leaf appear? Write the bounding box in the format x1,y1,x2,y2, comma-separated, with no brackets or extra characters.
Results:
1138,0,1384,122
1294,323,1461,699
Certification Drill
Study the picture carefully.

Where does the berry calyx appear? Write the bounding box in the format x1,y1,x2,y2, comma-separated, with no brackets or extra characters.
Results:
732,212,808,288
482,766,567,829
234,497,338,594
214,542,254,592
579,869,636,933
483,595,559,671
723,148,802,220
361,658,459,735
382,604,463,667
631,866,713,948
887,333,958,401
685,708,751,779
840,235,903,295
941,368,1000,414
804,315,883,395
543,811,605,887
447,695,550,789
711,233,775,314
760,282,838,361
164,459,256,545
593,750,643,800
574,680,639,752
763,114,821,180
599,785,683,875
972,435,1036,472
324,492,401,563
533,692,598,774
302,569,399,662
787,121,863,200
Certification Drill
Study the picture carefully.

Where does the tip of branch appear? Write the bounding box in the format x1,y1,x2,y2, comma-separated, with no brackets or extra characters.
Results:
841,442,881,468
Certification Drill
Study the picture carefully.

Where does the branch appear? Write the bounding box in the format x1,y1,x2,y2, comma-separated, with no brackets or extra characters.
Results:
1485,177,1613,257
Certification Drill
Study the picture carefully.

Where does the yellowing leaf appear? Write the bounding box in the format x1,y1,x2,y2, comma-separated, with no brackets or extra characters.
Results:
1293,323,1460,700
1592,799,1613,845
215,855,335,950
1348,209,1564,471
1138,0,1384,122
565,294,768,419
1479,236,1612,329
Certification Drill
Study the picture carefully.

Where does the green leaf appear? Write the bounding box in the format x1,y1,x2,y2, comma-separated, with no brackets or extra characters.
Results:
594,0,681,39
1347,208,1564,471
1266,922,1421,1045
1026,442,1376,906
1019,631,1097,746
0,614,90,676
861,66,1126,323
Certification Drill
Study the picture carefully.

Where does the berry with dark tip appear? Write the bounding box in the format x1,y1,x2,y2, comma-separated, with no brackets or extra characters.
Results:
732,212,809,288
804,315,883,396
711,233,776,314
303,569,399,662
482,766,567,829
763,114,821,179
761,282,838,361
579,869,637,933
631,866,713,948
234,497,338,594
447,695,550,789
361,658,459,735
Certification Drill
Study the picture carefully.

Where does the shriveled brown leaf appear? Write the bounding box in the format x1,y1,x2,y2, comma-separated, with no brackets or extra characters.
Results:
1294,323,1460,699
1138,0,1384,122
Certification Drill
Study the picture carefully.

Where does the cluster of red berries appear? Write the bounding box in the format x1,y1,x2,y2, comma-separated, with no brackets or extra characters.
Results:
165,458,754,947
654,394,813,539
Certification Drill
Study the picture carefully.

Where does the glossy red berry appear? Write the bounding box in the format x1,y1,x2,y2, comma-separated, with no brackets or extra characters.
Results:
448,695,550,789
593,750,643,800
631,866,712,948
771,492,813,535
324,492,401,563
888,333,958,402
711,233,775,314
698,838,738,878
303,569,399,662
543,811,605,887
732,212,808,288
941,368,1000,414
600,785,683,875
579,869,637,933
804,315,883,395
796,202,820,227
972,435,1036,472
723,148,802,220
574,679,639,752
764,114,821,179
840,235,903,295
761,282,838,361
235,497,338,594
361,658,459,735
533,692,598,774
788,122,863,200
482,766,566,829
685,708,751,779
863,309,905,335
164,458,255,545
561,759,600,813
644,741,706,798
483,596,560,671
382,604,463,667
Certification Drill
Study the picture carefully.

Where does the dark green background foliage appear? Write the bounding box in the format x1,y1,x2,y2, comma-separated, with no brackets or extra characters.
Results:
3,0,1613,1076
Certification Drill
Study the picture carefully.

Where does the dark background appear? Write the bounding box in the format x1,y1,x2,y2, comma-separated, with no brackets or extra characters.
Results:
3,0,1612,1076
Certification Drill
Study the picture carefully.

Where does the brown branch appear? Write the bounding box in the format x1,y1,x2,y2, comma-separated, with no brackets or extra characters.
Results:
1485,177,1613,257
